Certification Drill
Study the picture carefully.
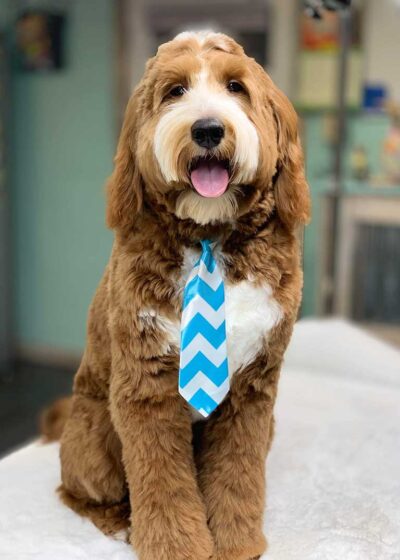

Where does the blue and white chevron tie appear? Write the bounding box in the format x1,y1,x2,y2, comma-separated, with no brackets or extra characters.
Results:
178,240,229,418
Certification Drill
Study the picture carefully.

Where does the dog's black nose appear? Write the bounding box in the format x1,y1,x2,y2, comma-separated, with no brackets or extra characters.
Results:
191,118,225,149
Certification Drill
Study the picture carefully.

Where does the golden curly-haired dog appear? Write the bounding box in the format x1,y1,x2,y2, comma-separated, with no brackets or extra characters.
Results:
57,30,310,560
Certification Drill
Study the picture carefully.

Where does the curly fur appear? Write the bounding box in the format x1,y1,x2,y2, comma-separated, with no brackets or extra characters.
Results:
58,30,310,560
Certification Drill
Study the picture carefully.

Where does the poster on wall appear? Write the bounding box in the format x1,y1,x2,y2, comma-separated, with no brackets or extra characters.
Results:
15,11,66,72
297,9,362,109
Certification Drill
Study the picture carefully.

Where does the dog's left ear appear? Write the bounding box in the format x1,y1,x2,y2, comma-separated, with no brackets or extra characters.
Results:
106,82,146,234
270,87,311,230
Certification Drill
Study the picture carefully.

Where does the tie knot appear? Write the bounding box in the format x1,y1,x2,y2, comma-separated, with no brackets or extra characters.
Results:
200,240,213,254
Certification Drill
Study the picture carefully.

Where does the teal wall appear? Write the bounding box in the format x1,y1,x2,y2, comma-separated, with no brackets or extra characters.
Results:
4,1,116,354
301,115,332,317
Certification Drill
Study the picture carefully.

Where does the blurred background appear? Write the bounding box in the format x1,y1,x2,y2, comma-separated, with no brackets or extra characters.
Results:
0,0,399,454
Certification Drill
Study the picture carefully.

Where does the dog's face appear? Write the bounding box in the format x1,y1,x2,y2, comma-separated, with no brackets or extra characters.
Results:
107,31,310,232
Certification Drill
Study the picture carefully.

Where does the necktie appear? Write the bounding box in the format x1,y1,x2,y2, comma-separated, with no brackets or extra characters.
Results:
179,240,229,417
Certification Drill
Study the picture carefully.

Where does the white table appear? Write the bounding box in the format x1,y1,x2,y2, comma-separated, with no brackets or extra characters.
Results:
1,319,399,560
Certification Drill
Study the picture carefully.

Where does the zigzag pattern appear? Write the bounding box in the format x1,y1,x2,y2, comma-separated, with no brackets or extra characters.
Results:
181,315,226,350
183,277,224,311
178,241,229,418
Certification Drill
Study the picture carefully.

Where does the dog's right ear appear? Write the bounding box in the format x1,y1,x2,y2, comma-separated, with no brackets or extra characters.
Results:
270,86,311,231
106,83,145,233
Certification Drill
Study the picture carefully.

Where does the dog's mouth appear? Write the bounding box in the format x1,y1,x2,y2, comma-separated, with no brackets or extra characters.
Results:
189,156,230,198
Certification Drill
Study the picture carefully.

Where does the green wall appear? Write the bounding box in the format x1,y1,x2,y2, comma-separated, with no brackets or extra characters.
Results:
5,1,116,354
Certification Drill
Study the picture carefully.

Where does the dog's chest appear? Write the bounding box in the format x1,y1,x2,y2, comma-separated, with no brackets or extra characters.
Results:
224,280,282,375
175,247,283,376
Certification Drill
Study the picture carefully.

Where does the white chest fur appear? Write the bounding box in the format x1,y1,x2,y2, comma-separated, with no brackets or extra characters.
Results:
224,281,282,375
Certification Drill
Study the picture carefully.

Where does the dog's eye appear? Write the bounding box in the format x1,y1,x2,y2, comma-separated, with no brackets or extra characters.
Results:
169,85,186,97
227,80,244,93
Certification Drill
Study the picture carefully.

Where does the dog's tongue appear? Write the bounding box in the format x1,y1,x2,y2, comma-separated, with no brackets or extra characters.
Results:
190,160,229,198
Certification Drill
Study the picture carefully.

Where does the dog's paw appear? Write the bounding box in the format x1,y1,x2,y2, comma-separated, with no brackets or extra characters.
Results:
212,534,266,560
112,528,130,542
134,541,213,560
132,526,214,560
213,553,262,560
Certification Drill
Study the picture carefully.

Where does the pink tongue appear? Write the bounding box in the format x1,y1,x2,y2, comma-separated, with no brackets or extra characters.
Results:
190,160,229,198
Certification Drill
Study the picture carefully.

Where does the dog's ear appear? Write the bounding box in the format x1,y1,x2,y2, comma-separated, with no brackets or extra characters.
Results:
106,83,145,233
270,87,311,230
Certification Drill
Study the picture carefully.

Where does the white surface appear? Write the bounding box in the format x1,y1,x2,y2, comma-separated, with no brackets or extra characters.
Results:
0,319,399,560
285,318,400,387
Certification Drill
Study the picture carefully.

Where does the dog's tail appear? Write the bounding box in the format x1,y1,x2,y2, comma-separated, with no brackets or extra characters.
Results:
40,396,72,442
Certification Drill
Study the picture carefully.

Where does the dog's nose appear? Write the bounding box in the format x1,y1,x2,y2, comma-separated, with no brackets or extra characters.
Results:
191,118,225,149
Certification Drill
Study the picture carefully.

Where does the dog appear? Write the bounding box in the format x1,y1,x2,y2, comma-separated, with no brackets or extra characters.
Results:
57,30,310,560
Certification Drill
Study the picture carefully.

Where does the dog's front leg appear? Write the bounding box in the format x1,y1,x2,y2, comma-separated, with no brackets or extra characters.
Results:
197,364,280,560
110,373,214,560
